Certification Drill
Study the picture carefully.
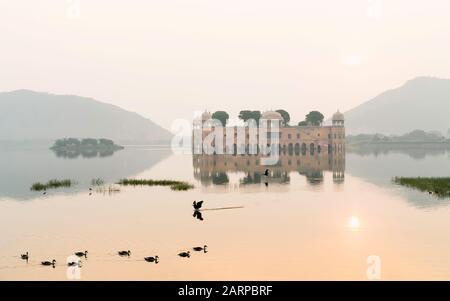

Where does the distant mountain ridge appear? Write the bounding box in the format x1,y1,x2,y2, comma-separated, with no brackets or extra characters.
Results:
345,77,450,135
0,90,172,143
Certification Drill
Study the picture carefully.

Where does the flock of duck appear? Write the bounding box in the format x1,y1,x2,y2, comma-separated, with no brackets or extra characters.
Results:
18,201,208,268
19,245,207,268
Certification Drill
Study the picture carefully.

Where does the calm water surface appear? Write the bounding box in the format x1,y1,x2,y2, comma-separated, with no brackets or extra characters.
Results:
1,142,450,280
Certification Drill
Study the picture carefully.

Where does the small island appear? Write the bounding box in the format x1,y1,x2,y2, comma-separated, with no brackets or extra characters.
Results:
50,138,124,158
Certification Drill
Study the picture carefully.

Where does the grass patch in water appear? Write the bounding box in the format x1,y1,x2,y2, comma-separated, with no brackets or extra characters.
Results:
31,179,73,191
117,179,194,191
171,182,195,191
393,177,450,198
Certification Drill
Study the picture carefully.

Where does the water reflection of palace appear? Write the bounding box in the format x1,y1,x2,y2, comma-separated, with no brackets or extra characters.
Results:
193,152,345,186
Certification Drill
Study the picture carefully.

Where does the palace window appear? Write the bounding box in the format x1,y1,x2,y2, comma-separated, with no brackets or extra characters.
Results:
295,143,300,155
310,143,315,155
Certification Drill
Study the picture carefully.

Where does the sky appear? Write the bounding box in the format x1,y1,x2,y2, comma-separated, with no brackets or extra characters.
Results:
1,0,450,130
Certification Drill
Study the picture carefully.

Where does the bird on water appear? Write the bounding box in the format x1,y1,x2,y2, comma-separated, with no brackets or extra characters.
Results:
144,256,159,263
21,252,29,261
193,200,203,210
192,245,208,253
118,250,131,256
178,251,190,258
75,250,88,257
41,259,56,267
67,261,81,267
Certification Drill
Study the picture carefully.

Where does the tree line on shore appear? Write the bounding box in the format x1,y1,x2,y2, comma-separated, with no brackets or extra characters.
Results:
347,130,450,145
210,110,325,127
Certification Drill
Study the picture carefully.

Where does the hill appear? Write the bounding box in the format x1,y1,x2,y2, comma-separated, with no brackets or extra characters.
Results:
0,90,172,143
345,77,450,135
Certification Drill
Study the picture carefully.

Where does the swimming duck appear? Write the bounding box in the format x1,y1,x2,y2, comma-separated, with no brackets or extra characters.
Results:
75,250,88,257
178,251,190,258
193,200,203,210
144,256,159,263
21,252,29,261
118,250,131,256
192,245,208,253
41,259,56,266
67,261,81,267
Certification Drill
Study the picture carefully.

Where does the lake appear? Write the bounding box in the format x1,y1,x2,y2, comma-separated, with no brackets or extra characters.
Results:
1,142,450,280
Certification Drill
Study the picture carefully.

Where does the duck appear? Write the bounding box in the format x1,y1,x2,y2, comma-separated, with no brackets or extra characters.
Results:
41,259,56,266
144,256,159,263
264,169,269,176
193,200,203,210
118,250,131,256
20,252,29,261
178,251,190,258
192,245,208,253
67,261,80,267
75,250,88,257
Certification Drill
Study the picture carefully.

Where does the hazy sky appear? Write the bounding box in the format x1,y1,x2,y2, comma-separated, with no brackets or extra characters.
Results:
1,0,450,130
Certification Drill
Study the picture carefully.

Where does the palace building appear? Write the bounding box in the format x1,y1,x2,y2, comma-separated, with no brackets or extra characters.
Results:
193,110,345,156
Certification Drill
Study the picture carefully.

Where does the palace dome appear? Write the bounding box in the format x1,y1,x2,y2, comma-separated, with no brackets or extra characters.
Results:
332,110,345,121
261,111,283,120
201,111,212,120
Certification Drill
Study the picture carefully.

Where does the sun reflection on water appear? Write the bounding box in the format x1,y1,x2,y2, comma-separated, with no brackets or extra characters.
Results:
348,216,360,230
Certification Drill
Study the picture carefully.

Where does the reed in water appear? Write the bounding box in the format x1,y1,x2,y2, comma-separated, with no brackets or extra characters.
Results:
393,177,450,198
117,179,194,191
31,179,73,191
